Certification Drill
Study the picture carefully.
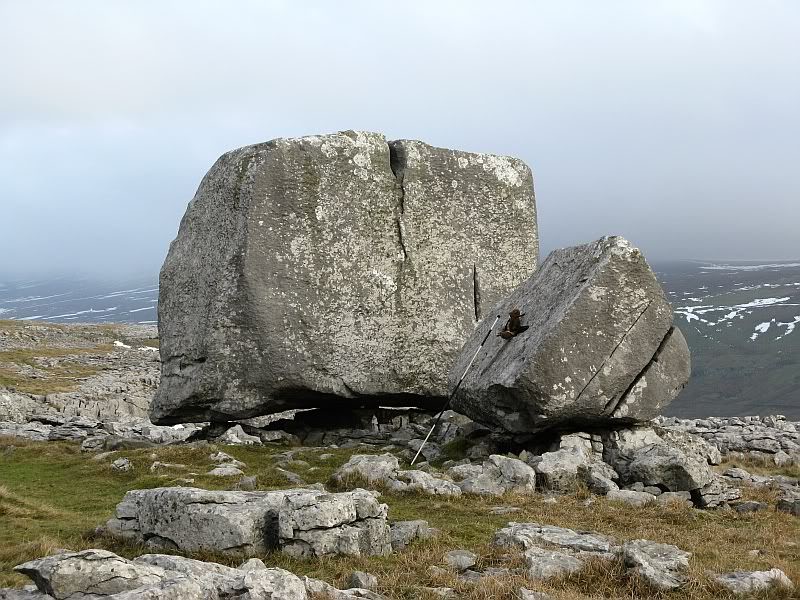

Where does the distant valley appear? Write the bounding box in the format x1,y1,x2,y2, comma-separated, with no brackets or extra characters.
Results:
1,259,798,419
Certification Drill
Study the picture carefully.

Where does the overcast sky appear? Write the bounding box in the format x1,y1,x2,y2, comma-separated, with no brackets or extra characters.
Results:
1,0,798,279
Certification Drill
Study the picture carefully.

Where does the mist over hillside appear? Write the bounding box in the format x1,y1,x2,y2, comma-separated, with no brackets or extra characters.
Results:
1,259,798,419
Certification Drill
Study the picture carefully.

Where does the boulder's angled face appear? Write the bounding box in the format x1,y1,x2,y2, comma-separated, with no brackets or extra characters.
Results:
152,131,537,424
450,236,690,435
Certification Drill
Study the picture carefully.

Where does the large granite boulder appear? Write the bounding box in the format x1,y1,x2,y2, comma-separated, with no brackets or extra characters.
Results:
450,236,689,435
152,131,537,423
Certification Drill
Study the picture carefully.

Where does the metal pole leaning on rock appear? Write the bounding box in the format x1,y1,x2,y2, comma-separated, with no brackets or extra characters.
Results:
411,314,502,466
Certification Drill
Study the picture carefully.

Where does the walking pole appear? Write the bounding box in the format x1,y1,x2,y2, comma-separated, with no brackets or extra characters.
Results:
410,314,502,466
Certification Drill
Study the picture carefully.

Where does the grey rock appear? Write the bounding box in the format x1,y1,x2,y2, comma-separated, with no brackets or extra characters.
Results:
389,470,461,497
602,426,715,493
777,488,800,516
106,486,390,558
692,478,741,508
209,451,246,468
332,454,400,486
389,520,438,551
450,236,688,434
620,539,690,590
207,464,245,477
444,550,477,572
152,131,538,423
606,489,656,507
0,590,54,599
111,457,133,472
455,455,536,496
517,589,553,600
347,571,377,591
653,414,800,457
494,522,616,554
774,450,793,467
420,587,457,598
489,506,521,515
217,424,262,446
14,549,167,599
237,475,258,491
657,491,692,507
626,443,713,491
523,547,585,580
734,501,769,514
714,569,794,595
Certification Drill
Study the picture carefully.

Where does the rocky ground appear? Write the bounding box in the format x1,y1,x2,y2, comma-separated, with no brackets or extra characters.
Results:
0,320,798,599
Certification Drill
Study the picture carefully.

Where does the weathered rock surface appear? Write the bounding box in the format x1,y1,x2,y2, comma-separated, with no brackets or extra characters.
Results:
620,539,690,590
450,236,689,435
0,323,159,425
332,454,462,497
714,569,794,595
448,455,536,496
656,414,800,458
602,426,720,499
153,131,538,424
389,520,438,551
106,486,391,558
8,548,384,599
494,522,697,590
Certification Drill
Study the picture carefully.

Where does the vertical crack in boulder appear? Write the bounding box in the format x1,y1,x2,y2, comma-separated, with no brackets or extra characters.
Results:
388,143,408,261
472,264,482,322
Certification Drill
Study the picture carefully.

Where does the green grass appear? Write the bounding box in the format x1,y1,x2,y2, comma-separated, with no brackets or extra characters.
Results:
1,438,798,598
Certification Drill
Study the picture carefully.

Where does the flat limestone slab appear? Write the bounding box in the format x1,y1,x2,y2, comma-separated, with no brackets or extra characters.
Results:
106,486,390,558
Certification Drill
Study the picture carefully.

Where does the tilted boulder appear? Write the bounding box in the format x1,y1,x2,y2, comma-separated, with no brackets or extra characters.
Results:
153,131,537,423
450,236,689,435
106,486,391,558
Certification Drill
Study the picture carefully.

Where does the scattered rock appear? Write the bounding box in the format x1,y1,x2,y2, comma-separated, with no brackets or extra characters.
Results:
734,501,768,514
777,488,800,516
389,520,437,551
216,425,262,446
620,539,690,590
348,571,378,590
714,568,794,595
523,546,585,580
517,589,554,600
111,457,132,472
236,476,258,491
444,550,477,572
691,478,741,508
207,465,244,477
606,489,656,507
494,522,616,554
452,455,536,496
333,454,400,486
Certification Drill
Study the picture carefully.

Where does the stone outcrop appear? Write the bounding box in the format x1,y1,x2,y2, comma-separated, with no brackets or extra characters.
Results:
106,486,391,558
450,236,689,435
714,569,794,595
8,549,387,600
493,522,691,590
656,415,800,460
153,131,538,424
